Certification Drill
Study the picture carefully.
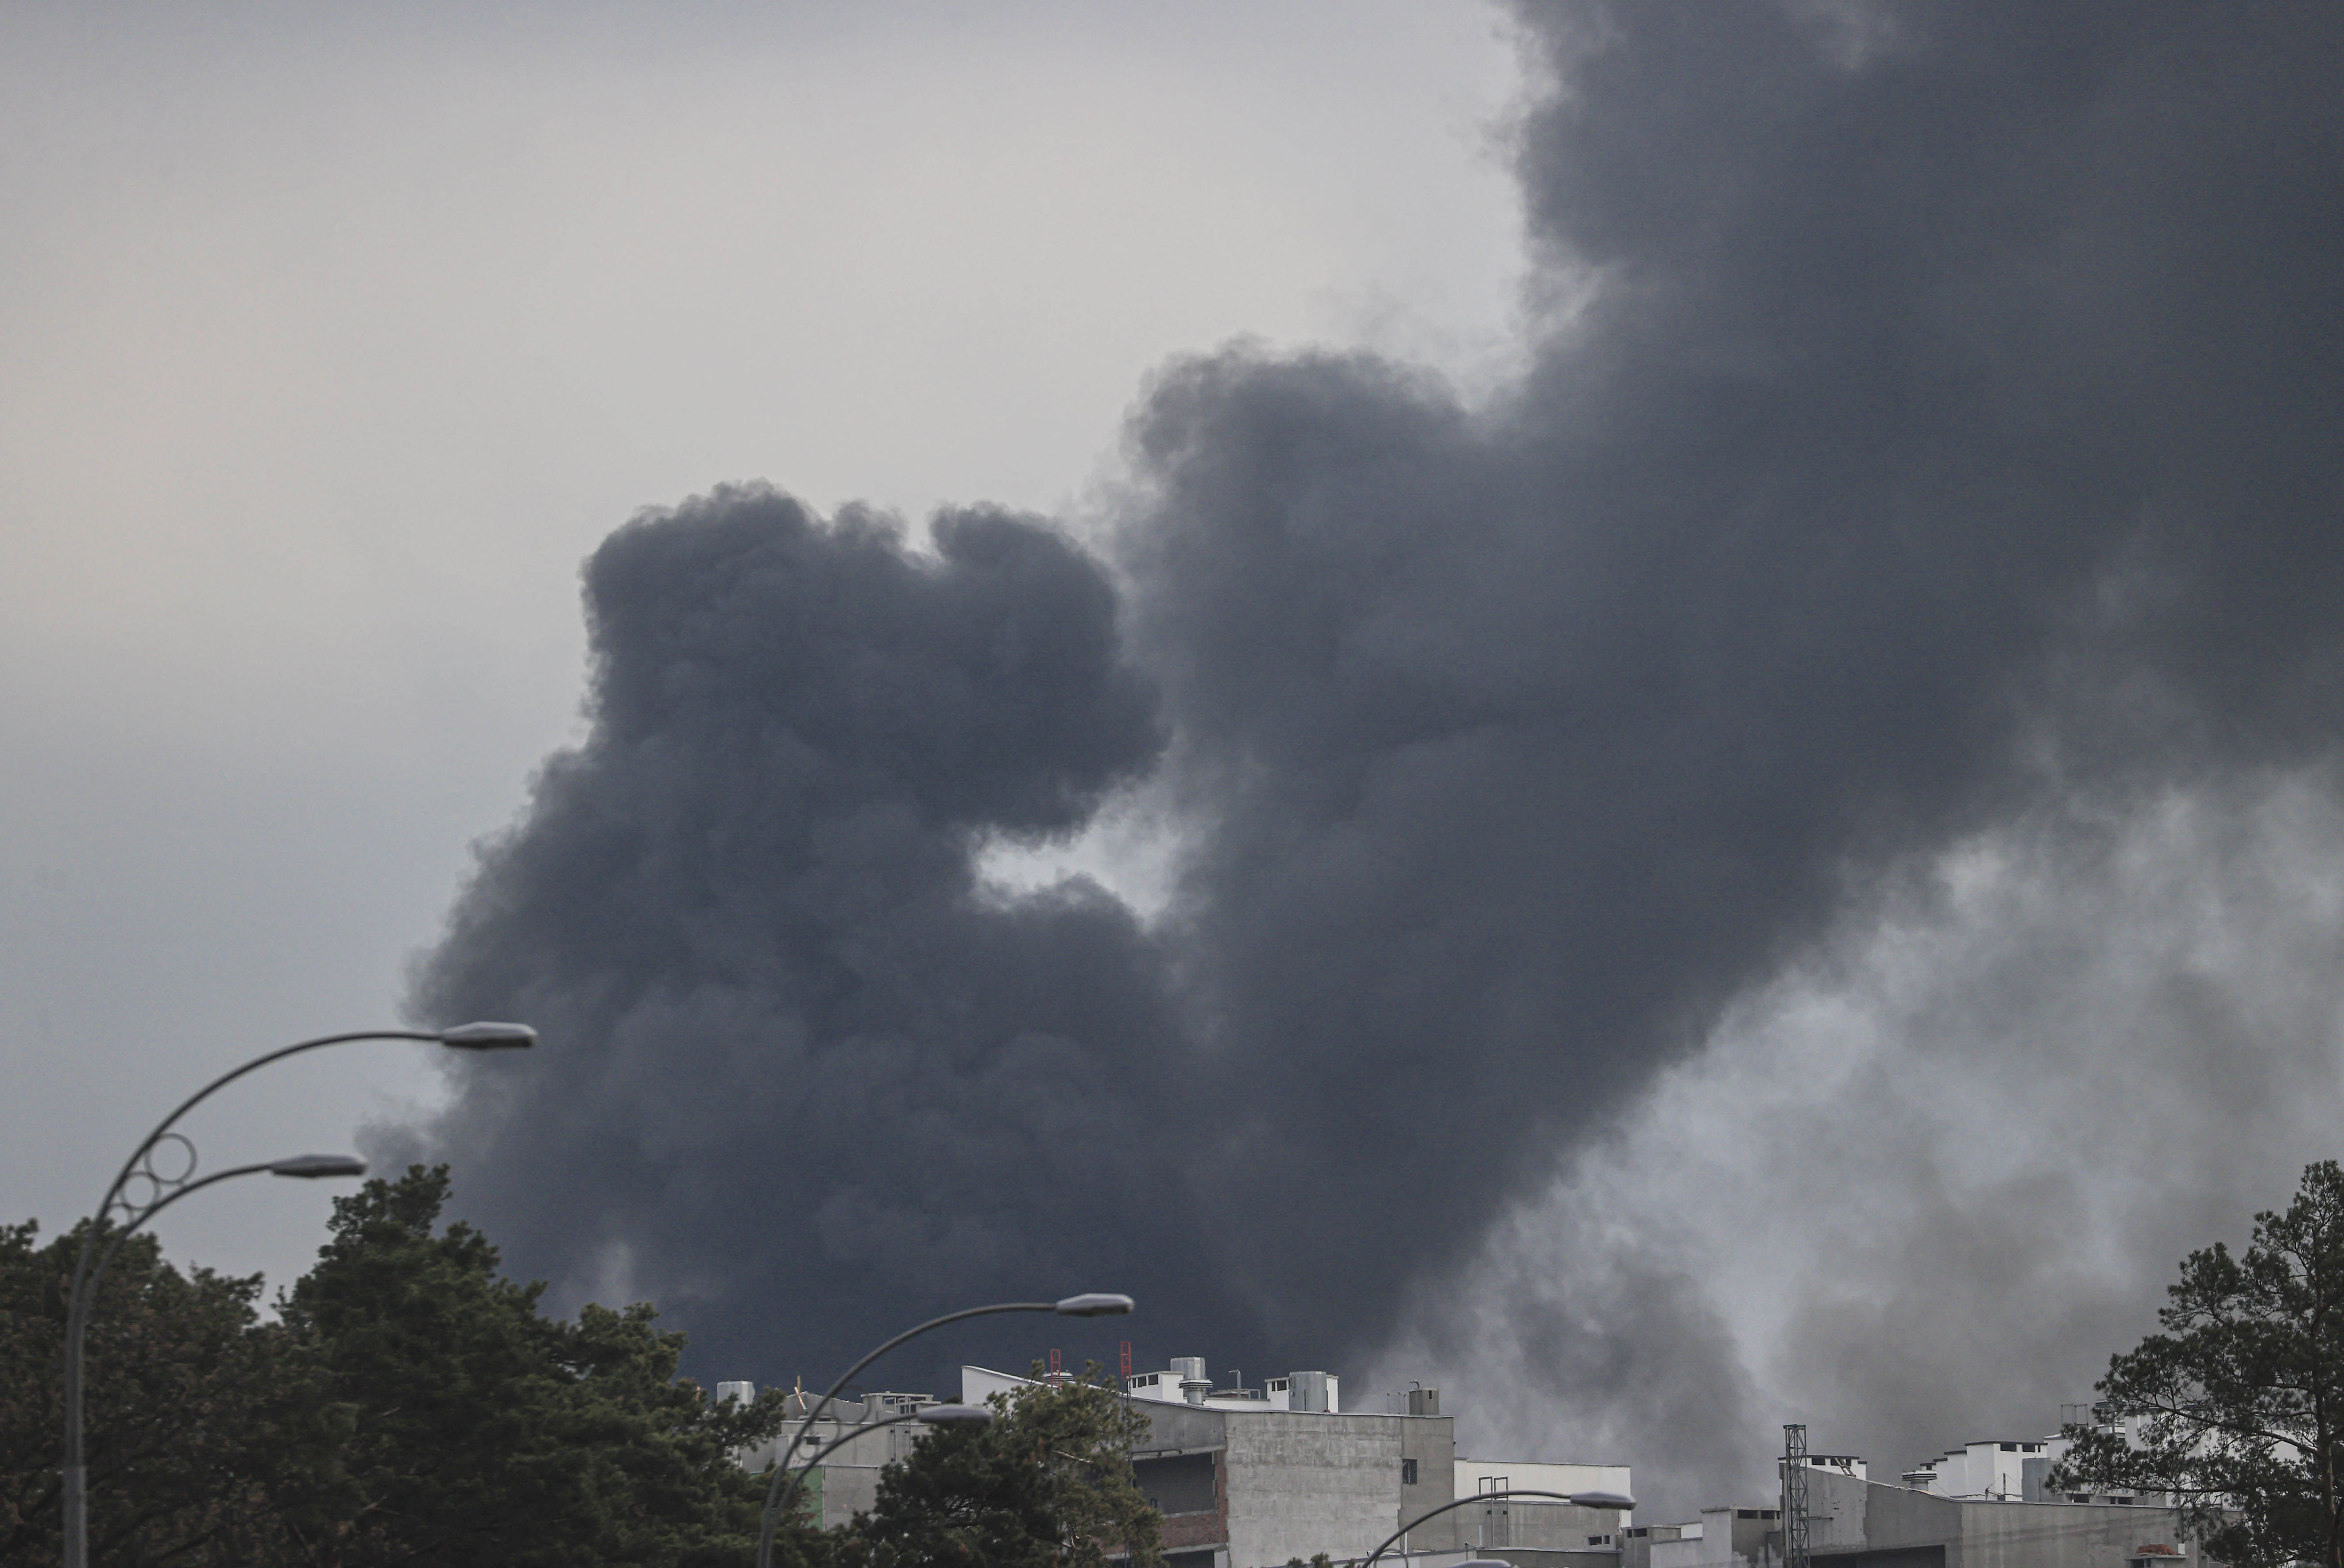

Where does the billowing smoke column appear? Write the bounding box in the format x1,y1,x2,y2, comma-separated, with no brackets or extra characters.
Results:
409,498,1243,1359
404,0,2344,1444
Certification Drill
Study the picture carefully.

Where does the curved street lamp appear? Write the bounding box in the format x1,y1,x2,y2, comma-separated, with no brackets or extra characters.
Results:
755,1292,1134,1568
61,1023,536,1568
1362,1487,1638,1568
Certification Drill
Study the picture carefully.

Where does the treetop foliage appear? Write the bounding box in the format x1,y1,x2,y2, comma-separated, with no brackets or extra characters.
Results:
7,1169,1164,1568
2052,1160,2344,1568
4,1166,786,1567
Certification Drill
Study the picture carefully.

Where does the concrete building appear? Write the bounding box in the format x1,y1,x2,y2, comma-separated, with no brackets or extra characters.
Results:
1621,1506,1783,1568
724,1358,1630,1568
1457,1457,1640,1566
969,1360,1632,1568
1800,1461,2204,1568
1614,1415,2192,1568
1902,1425,2162,1509
969,1361,1464,1568
722,1381,951,1528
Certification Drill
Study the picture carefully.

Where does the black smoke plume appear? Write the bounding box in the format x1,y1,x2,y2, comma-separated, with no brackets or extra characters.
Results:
401,0,2344,1486
408,496,1242,1362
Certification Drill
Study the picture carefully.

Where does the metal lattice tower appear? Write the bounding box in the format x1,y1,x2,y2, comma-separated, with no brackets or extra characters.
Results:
1783,1424,1812,1568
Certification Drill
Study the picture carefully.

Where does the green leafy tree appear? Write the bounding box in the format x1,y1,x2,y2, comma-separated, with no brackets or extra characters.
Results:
843,1365,1163,1568
8,1171,1160,1568
2052,1160,2344,1568
278,1164,787,1568
0,1218,340,1568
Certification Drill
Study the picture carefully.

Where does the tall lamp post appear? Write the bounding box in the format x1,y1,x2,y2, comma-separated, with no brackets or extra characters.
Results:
61,1022,537,1568
1361,1487,1638,1568
756,1292,1134,1568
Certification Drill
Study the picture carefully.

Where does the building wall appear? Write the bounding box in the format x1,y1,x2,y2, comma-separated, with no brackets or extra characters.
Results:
1624,1522,1690,1568
799,1462,884,1530
738,1397,930,1528
1145,1450,1230,1557
1466,1498,1624,1554
1456,1460,1636,1507
1637,1512,1775,1568
1802,1465,2202,1568
1136,1399,1232,1453
1402,1415,1462,1551
1223,1411,1419,1568
1924,1443,2062,1502
1947,1498,2197,1568
1125,1394,1466,1566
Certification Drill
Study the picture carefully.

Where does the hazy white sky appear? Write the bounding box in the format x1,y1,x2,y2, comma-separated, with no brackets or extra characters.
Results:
0,0,1526,1294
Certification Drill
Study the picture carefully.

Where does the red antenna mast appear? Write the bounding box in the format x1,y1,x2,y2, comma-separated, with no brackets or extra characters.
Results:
1120,1340,1133,1381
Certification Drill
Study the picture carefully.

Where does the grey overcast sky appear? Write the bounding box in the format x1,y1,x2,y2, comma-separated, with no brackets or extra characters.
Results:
0,0,1523,1291
10,1,2344,1522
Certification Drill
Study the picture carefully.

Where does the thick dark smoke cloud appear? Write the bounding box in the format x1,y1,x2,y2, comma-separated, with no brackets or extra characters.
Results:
1114,0,2341,1338
398,0,2344,1487
407,494,1245,1365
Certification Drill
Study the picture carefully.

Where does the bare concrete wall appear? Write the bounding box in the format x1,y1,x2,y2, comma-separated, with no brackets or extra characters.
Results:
1127,1396,1465,1565
1470,1498,1619,1553
803,1463,882,1529
1134,1401,1230,1456
1949,1498,2196,1568
1802,1469,2202,1568
1224,1412,1411,1567
1402,1416,1461,1552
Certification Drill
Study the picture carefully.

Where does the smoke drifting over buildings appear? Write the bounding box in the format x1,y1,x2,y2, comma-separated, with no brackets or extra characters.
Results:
397,1,2344,1510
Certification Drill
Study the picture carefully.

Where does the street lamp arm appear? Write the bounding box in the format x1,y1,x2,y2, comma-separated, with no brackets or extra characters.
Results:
69,1159,298,1401
1363,1489,1638,1568
67,1030,475,1413
777,1301,1055,1475
89,1031,437,1225
81,1161,281,1295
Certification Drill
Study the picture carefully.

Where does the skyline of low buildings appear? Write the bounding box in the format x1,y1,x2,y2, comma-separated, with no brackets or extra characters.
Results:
721,1360,2225,1568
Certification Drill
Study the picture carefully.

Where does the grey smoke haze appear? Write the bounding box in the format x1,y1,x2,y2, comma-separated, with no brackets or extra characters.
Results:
1396,768,2344,1515
398,0,2344,1507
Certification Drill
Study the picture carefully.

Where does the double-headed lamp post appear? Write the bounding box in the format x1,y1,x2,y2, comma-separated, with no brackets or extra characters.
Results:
61,1023,537,1568
1362,1487,1639,1568
755,1292,1134,1568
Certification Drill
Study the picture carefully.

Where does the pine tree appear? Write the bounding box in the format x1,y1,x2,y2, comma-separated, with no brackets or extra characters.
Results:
2053,1161,2344,1568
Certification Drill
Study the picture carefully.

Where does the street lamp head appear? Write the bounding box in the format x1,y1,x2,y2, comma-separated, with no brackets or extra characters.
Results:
1053,1293,1134,1317
914,1404,993,1425
1570,1491,1636,1511
437,1021,538,1050
267,1154,368,1179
